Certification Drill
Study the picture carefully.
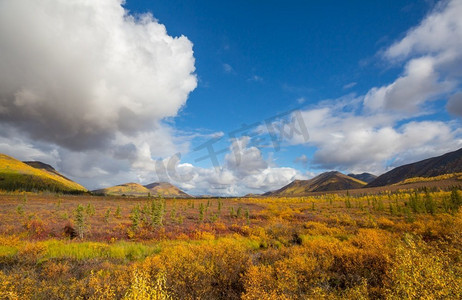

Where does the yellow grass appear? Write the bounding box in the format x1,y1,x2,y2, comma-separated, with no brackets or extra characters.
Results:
0,154,87,192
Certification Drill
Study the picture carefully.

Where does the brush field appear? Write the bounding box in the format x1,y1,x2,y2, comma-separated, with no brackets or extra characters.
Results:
0,187,461,299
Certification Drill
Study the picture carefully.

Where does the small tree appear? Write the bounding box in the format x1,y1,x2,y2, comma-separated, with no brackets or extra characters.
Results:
130,205,141,230
74,204,87,239
150,197,165,227
86,203,95,216
104,208,111,223
115,205,122,218
236,206,242,218
199,203,205,222
451,188,461,207
424,190,436,215
218,200,222,215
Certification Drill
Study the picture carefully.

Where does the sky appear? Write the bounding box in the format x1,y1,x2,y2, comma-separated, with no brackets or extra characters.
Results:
0,0,461,196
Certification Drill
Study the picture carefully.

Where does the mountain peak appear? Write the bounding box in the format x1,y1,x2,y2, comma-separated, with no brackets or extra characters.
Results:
266,171,366,197
347,173,377,183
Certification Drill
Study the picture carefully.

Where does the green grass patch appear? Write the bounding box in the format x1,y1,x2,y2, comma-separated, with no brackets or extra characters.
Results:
42,240,161,261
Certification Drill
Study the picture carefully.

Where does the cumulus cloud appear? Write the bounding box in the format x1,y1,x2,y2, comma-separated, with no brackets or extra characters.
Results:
0,0,196,151
385,0,462,61
0,0,200,190
132,136,304,196
225,137,268,177
364,56,453,112
288,103,461,174
368,0,462,114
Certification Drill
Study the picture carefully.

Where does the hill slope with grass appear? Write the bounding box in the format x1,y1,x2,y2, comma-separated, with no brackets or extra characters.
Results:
94,182,191,198
266,171,367,196
93,183,151,197
368,148,462,187
144,182,191,198
0,154,87,193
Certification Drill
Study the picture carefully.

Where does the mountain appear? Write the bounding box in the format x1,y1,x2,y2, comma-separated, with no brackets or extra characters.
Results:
0,154,87,193
144,182,191,198
93,183,151,197
266,171,367,196
24,161,71,180
94,182,191,198
367,148,462,187
347,173,377,183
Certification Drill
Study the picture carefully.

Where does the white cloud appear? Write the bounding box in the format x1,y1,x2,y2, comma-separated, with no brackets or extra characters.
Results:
385,0,462,61
0,0,199,190
225,137,268,177
0,0,196,152
374,0,462,114
287,101,461,174
138,136,304,196
364,56,454,112
343,82,357,89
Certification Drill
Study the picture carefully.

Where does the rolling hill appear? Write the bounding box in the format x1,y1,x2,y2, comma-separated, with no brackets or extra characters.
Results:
144,182,191,198
367,148,462,187
347,173,377,183
266,171,367,197
93,183,151,197
94,182,191,198
0,154,87,193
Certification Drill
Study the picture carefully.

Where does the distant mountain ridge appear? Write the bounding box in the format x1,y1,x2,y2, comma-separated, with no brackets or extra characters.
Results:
266,171,366,197
348,173,377,183
94,181,191,198
0,154,87,193
144,182,191,198
368,148,462,187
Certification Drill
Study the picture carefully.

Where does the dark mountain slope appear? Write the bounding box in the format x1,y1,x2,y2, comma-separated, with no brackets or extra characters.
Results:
368,148,462,187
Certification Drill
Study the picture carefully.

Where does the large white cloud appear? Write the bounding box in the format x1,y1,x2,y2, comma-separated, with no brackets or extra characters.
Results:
0,0,196,151
365,0,462,114
291,103,461,173
385,0,462,61
364,56,454,112
0,0,200,191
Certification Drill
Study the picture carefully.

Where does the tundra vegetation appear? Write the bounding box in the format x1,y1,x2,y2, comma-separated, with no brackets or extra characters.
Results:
0,187,461,299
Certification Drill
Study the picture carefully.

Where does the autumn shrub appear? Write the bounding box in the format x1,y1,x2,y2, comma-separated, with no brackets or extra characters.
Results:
385,234,462,299
124,269,171,300
142,239,252,299
23,218,49,238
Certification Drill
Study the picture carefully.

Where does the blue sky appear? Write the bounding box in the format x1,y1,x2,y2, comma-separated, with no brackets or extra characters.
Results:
0,0,461,195
125,0,431,131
